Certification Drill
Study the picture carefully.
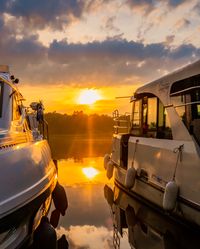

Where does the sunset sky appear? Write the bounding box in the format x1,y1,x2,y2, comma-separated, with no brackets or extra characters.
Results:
1,0,200,114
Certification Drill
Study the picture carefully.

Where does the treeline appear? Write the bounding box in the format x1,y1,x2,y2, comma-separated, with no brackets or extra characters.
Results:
45,111,114,135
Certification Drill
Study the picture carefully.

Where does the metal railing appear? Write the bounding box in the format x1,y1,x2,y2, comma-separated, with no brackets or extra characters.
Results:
112,109,131,134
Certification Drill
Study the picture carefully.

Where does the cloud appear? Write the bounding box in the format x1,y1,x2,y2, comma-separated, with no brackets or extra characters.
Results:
57,225,113,249
126,0,190,15
168,0,186,7
0,0,87,30
175,18,191,30
193,2,200,14
126,0,156,14
103,16,120,33
46,38,200,85
2,37,198,88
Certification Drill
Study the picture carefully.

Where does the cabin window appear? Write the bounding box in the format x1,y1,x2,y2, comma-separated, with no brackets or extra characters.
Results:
0,82,3,118
132,99,142,135
147,97,157,129
170,74,200,144
131,95,172,139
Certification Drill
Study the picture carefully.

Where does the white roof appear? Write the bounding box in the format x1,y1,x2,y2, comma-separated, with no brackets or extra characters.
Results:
134,59,200,105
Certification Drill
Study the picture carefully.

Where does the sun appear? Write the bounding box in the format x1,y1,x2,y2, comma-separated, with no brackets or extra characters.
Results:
77,89,102,105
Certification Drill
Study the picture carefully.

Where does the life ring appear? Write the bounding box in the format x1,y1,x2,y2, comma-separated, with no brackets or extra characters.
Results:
106,161,114,179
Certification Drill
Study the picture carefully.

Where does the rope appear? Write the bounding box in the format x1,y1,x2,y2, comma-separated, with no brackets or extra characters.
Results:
172,144,184,180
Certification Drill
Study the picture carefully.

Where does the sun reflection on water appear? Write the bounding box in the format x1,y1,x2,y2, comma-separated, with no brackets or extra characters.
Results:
82,167,99,179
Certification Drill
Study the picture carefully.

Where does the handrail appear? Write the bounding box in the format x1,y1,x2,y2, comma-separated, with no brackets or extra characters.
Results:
113,111,131,134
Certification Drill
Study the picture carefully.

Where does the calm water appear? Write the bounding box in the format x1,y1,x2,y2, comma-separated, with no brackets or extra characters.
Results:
49,135,200,249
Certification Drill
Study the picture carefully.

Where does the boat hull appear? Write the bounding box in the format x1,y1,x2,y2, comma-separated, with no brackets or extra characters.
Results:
110,134,200,227
0,140,57,219
0,139,57,248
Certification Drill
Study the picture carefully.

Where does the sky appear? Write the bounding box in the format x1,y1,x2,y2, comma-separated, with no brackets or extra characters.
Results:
1,0,200,114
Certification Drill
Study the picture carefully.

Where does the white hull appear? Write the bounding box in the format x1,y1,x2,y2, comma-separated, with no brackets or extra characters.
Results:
111,134,200,227
0,140,57,219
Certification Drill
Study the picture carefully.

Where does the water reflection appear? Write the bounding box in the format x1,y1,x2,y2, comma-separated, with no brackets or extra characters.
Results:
49,134,112,160
52,155,113,249
82,167,99,179
104,184,200,249
43,135,200,249
58,157,111,186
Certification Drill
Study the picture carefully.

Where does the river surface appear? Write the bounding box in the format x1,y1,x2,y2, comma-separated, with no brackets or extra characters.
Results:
49,135,200,249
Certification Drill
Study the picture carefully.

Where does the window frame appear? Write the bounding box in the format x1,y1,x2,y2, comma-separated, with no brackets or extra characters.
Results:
131,93,172,139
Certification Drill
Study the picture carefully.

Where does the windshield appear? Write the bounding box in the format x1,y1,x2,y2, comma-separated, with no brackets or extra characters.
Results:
170,75,200,144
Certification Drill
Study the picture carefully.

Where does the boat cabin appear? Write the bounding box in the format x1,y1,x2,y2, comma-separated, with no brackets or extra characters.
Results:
0,66,24,132
130,60,200,145
114,60,200,146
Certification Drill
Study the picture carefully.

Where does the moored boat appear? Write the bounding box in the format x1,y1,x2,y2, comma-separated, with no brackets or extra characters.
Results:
0,65,57,248
104,59,200,227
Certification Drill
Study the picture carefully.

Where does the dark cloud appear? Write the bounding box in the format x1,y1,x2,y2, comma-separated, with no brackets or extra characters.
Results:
0,37,46,67
168,0,185,6
0,20,46,69
0,0,87,30
18,38,197,86
48,39,169,63
126,0,155,14
193,2,200,14
169,44,199,59
126,0,188,14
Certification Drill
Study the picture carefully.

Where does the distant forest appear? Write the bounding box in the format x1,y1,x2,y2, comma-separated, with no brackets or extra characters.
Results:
45,111,114,135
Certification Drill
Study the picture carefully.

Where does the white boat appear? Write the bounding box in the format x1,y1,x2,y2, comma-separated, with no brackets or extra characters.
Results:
0,65,58,248
104,59,200,227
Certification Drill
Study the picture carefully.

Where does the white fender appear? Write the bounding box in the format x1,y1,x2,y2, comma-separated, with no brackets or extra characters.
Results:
163,181,179,211
104,185,114,206
104,154,110,170
106,161,114,179
125,205,137,227
125,167,136,189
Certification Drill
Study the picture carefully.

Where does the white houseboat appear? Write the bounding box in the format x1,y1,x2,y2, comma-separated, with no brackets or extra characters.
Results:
104,59,200,227
0,66,58,248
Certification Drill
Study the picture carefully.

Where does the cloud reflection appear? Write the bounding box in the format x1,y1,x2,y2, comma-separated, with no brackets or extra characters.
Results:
57,225,113,249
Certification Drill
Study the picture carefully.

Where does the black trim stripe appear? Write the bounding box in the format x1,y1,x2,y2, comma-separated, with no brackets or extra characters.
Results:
115,174,200,212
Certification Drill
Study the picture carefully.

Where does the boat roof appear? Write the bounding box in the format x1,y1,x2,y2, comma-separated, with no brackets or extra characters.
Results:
133,59,200,101
0,65,24,101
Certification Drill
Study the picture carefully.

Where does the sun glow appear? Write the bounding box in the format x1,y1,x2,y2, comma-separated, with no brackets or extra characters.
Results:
82,167,99,179
77,89,102,105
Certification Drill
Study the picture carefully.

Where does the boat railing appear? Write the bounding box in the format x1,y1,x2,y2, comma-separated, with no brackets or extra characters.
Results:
112,109,131,134
41,119,49,141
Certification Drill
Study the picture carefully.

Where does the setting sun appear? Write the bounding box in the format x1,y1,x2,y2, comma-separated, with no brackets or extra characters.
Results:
77,89,102,105
82,167,99,179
